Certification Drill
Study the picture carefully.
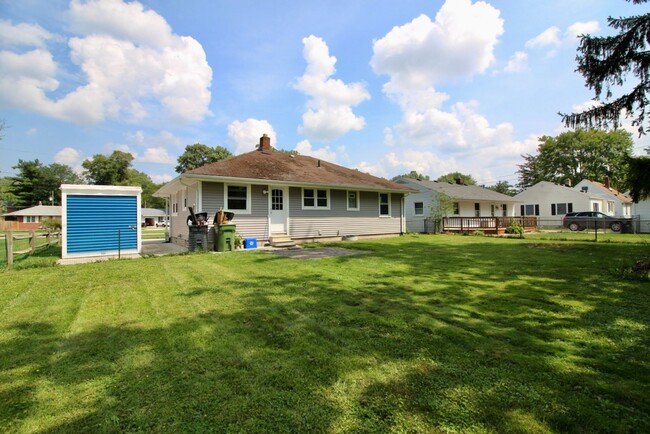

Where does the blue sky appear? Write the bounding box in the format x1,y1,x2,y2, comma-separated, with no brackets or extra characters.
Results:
1,0,647,186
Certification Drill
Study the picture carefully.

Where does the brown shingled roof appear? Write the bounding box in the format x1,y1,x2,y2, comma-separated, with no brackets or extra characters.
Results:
590,181,633,203
185,149,414,192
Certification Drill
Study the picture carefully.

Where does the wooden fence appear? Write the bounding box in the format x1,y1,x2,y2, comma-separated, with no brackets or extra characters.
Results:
442,216,538,234
2,230,61,267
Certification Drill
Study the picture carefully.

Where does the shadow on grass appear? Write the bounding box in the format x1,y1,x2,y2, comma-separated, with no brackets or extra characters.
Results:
1,237,649,432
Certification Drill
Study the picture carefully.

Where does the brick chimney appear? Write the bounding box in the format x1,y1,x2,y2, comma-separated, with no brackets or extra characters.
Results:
259,134,271,152
603,175,611,190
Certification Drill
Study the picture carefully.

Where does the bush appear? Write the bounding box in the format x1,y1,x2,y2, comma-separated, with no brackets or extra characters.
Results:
505,221,524,237
41,218,62,231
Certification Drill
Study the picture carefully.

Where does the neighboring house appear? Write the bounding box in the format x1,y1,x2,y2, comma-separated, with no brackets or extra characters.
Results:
633,198,650,233
1,204,61,230
573,177,633,217
154,134,414,246
514,181,593,227
513,178,633,227
394,177,521,233
141,208,167,226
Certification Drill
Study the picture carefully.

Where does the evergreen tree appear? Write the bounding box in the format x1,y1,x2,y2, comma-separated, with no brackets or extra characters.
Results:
561,0,649,135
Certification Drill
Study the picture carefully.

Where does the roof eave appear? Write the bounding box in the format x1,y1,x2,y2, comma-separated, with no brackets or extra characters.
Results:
181,173,414,193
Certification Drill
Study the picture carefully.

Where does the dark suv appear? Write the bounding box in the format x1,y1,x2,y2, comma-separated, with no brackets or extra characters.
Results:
562,211,623,232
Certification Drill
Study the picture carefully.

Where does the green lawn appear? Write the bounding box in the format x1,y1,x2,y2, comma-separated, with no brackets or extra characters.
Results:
1,235,649,433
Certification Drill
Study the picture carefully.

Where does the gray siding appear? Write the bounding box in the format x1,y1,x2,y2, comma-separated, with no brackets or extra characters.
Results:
201,182,268,241
289,188,403,238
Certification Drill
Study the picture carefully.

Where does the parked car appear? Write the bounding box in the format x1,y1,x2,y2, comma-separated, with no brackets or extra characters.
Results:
562,211,623,232
155,220,169,227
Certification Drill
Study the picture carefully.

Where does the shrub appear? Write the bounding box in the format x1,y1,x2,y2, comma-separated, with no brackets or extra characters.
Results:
41,218,62,231
505,221,524,237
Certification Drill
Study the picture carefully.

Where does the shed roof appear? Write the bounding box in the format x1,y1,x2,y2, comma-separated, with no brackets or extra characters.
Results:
162,149,414,193
397,178,518,202
141,208,166,217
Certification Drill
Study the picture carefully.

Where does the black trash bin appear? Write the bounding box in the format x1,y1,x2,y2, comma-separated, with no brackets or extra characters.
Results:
188,225,208,251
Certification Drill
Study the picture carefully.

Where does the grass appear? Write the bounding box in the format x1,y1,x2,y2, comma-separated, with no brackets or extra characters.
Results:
1,235,649,433
0,231,61,270
141,228,167,240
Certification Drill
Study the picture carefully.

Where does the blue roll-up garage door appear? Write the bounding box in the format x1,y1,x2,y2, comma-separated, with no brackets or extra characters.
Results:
67,195,137,253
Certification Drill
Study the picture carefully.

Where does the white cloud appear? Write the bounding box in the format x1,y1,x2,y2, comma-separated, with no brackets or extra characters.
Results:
371,0,503,92
566,21,600,41
228,118,277,154
571,99,602,113
137,147,175,164
525,26,561,48
150,173,173,183
0,20,55,48
26,128,37,136
54,147,83,168
503,51,528,73
0,0,212,124
354,161,388,178
295,35,370,141
127,130,182,147
294,139,341,162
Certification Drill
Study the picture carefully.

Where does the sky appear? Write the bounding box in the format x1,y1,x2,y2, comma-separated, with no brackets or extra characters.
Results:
1,0,648,187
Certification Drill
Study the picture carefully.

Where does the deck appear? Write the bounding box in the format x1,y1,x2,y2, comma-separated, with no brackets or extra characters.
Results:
441,216,537,234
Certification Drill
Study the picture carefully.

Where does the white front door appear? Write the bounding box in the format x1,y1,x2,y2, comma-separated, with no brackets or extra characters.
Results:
269,186,288,234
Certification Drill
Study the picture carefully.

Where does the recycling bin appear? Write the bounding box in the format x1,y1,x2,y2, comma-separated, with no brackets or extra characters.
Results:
216,224,236,252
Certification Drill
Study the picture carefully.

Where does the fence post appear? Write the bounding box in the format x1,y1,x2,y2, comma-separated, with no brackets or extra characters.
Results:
46,231,51,247
6,230,13,267
30,230,36,253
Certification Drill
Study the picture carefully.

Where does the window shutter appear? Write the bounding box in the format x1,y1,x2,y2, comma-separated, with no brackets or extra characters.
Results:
551,204,556,215
535,204,540,216
568,203,573,213
520,205,525,216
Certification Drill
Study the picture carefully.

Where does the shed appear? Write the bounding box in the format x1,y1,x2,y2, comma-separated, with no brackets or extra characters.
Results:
61,185,142,260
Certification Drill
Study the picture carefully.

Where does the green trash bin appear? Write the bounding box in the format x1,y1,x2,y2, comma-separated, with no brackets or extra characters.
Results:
216,223,236,252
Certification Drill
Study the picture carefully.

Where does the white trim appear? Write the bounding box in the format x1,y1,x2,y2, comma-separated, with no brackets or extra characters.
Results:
346,190,360,211
301,188,330,210
224,183,251,214
268,185,290,235
379,192,391,217
413,201,424,216
198,182,203,213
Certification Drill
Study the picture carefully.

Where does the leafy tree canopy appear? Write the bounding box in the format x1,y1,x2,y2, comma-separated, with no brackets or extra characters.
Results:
392,171,430,181
561,0,649,136
83,151,134,185
436,172,476,185
121,169,165,209
175,143,232,173
517,129,633,190
627,156,650,201
8,159,81,207
487,180,517,196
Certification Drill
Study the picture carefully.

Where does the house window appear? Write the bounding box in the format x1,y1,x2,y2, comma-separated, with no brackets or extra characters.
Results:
523,204,539,216
182,188,187,211
551,203,571,215
347,191,360,211
25,216,38,223
623,203,631,216
474,203,480,217
490,204,495,217
593,202,600,212
502,204,507,217
414,202,424,216
607,201,615,213
379,193,391,216
225,184,250,213
303,188,329,209
452,202,460,215
172,193,178,215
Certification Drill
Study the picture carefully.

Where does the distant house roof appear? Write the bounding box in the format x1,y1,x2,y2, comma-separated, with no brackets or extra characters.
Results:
396,178,519,202
3,205,61,217
141,208,166,217
577,180,632,204
156,139,414,196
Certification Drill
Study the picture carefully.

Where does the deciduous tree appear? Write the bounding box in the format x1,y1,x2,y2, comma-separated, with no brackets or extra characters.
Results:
82,151,134,185
175,144,232,173
436,172,476,185
517,129,633,189
392,171,430,181
487,181,517,196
